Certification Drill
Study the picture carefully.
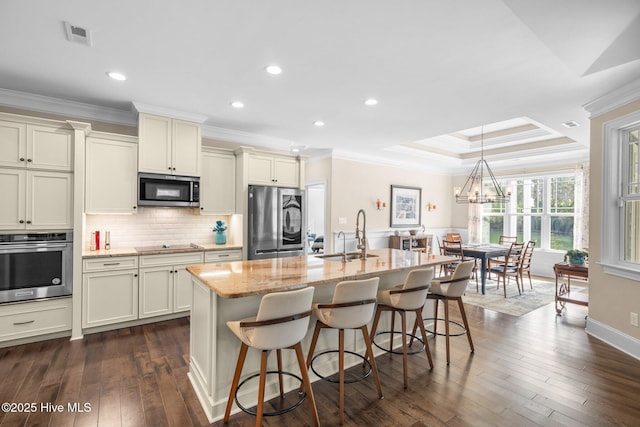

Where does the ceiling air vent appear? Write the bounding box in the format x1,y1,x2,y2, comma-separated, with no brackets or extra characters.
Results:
562,120,580,128
64,22,93,47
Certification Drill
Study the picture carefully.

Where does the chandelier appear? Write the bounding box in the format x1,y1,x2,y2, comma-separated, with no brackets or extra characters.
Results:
454,126,510,204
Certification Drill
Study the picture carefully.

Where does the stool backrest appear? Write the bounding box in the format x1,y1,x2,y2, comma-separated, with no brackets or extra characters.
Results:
252,286,315,349
322,277,379,329
434,260,475,298
391,268,434,310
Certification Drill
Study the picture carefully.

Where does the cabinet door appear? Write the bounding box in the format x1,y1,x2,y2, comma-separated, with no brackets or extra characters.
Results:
27,125,73,171
0,169,26,230
0,120,26,168
139,266,174,318
83,270,139,328
200,151,236,214
86,136,138,214
247,154,275,185
27,171,73,230
138,113,172,174
174,264,193,312
172,119,201,176
274,157,299,187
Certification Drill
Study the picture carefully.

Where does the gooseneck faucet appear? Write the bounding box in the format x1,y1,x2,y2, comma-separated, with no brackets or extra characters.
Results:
337,231,347,262
355,209,367,259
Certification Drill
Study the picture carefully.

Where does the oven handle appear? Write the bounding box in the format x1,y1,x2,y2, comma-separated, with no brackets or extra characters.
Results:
0,243,70,251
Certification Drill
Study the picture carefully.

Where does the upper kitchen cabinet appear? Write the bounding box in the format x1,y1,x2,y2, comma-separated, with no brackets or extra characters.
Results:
0,119,73,171
200,148,236,215
85,132,138,214
0,168,73,230
236,148,304,188
138,113,201,176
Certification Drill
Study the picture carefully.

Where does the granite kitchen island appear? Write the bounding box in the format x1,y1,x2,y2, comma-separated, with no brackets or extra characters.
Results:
186,248,454,422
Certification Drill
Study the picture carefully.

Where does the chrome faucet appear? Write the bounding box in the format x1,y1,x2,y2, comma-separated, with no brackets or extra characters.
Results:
355,209,367,259
337,231,348,262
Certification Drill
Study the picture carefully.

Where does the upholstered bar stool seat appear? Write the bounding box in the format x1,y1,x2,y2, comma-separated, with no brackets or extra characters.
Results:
424,260,475,365
223,286,319,427
304,277,383,424
369,268,434,389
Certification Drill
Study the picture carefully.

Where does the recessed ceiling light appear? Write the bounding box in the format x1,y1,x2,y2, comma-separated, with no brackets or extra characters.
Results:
265,64,283,75
313,120,325,127
106,71,126,81
290,147,300,153
231,101,244,109
364,98,378,106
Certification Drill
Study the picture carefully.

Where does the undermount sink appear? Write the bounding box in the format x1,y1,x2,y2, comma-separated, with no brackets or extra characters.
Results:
315,252,379,262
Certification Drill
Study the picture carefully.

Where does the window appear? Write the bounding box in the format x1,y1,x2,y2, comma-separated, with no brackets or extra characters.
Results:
602,111,640,280
481,174,577,252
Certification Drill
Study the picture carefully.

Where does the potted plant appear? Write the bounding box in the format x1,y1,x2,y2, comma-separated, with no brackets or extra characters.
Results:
212,220,227,245
565,249,588,265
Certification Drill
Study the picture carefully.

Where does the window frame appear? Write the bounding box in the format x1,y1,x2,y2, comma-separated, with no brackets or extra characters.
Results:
602,110,640,281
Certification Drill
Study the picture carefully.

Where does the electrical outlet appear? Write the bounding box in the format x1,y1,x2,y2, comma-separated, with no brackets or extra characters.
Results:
631,312,639,327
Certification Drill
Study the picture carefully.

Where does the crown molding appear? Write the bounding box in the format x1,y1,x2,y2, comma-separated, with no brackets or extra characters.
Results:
201,123,292,149
583,77,640,118
0,88,137,126
131,101,208,123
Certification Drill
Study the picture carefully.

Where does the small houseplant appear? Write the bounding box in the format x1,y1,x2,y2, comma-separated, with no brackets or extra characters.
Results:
565,249,588,265
212,220,227,245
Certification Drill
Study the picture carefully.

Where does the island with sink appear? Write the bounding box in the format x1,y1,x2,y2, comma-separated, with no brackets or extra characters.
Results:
186,248,454,422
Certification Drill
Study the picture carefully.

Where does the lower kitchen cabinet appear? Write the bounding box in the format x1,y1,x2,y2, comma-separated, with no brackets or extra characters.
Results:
82,256,139,328
0,297,72,343
204,249,242,263
139,252,204,317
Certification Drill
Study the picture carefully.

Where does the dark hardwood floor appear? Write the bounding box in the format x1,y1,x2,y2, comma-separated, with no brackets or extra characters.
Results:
1,300,638,426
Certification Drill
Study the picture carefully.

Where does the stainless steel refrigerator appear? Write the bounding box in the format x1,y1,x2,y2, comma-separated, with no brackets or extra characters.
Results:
247,185,306,260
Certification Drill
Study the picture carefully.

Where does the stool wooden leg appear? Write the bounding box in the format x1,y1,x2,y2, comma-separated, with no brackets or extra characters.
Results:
276,349,284,398
293,343,320,427
300,321,323,394
433,297,440,335
224,342,248,422
456,297,474,353
400,311,408,389
360,325,383,399
414,308,433,370
256,350,269,427
444,299,451,365
389,310,396,353
369,306,382,352
339,328,345,424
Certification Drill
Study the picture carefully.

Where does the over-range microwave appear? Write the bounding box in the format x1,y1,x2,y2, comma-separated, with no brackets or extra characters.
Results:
138,173,200,207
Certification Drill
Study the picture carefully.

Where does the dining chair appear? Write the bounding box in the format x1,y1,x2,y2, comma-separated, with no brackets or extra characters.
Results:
488,235,517,278
441,239,478,291
489,242,525,297
520,240,536,290
446,232,462,242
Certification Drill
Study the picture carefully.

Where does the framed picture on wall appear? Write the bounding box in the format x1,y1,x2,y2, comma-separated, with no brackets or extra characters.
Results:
390,185,422,227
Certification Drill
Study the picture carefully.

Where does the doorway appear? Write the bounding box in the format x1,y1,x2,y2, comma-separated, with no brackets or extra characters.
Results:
306,181,326,254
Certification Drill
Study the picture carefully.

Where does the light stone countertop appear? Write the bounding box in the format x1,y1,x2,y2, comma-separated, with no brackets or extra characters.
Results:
186,248,456,298
82,243,242,258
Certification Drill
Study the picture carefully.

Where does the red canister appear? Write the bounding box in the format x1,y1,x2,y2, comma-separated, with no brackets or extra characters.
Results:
95,231,100,250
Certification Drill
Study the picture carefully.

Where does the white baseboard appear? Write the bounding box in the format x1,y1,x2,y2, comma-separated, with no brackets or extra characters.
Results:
585,318,640,361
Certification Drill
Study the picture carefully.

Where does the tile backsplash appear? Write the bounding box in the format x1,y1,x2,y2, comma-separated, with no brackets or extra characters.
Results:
84,208,242,250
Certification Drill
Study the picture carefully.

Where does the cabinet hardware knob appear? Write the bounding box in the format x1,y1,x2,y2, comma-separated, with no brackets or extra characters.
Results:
19,157,25,162
200,207,204,210
26,220,31,224
19,220,24,224
169,270,173,274
168,167,172,170
134,274,138,277
173,167,176,170
174,270,178,273
27,158,32,162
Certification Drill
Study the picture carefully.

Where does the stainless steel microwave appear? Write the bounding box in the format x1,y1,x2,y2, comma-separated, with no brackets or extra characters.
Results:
138,173,200,207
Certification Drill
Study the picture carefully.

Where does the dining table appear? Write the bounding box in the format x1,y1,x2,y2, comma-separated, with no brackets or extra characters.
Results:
458,243,511,294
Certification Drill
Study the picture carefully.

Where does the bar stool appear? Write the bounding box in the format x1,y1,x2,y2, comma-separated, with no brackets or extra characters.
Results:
223,286,319,427
369,268,434,389
304,277,383,424
424,260,475,365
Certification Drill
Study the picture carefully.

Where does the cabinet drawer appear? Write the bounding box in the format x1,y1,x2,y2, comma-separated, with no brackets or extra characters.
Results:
0,298,71,342
205,249,242,263
139,252,204,267
83,256,139,272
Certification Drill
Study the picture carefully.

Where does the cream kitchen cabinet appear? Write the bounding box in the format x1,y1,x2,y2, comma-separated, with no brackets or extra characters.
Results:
138,252,204,317
82,256,139,328
247,153,299,187
0,168,73,230
0,120,73,171
138,113,201,176
0,297,72,343
200,149,236,215
205,249,242,263
85,133,138,214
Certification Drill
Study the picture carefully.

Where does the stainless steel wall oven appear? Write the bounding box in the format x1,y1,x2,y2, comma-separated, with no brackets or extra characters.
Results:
0,232,73,304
